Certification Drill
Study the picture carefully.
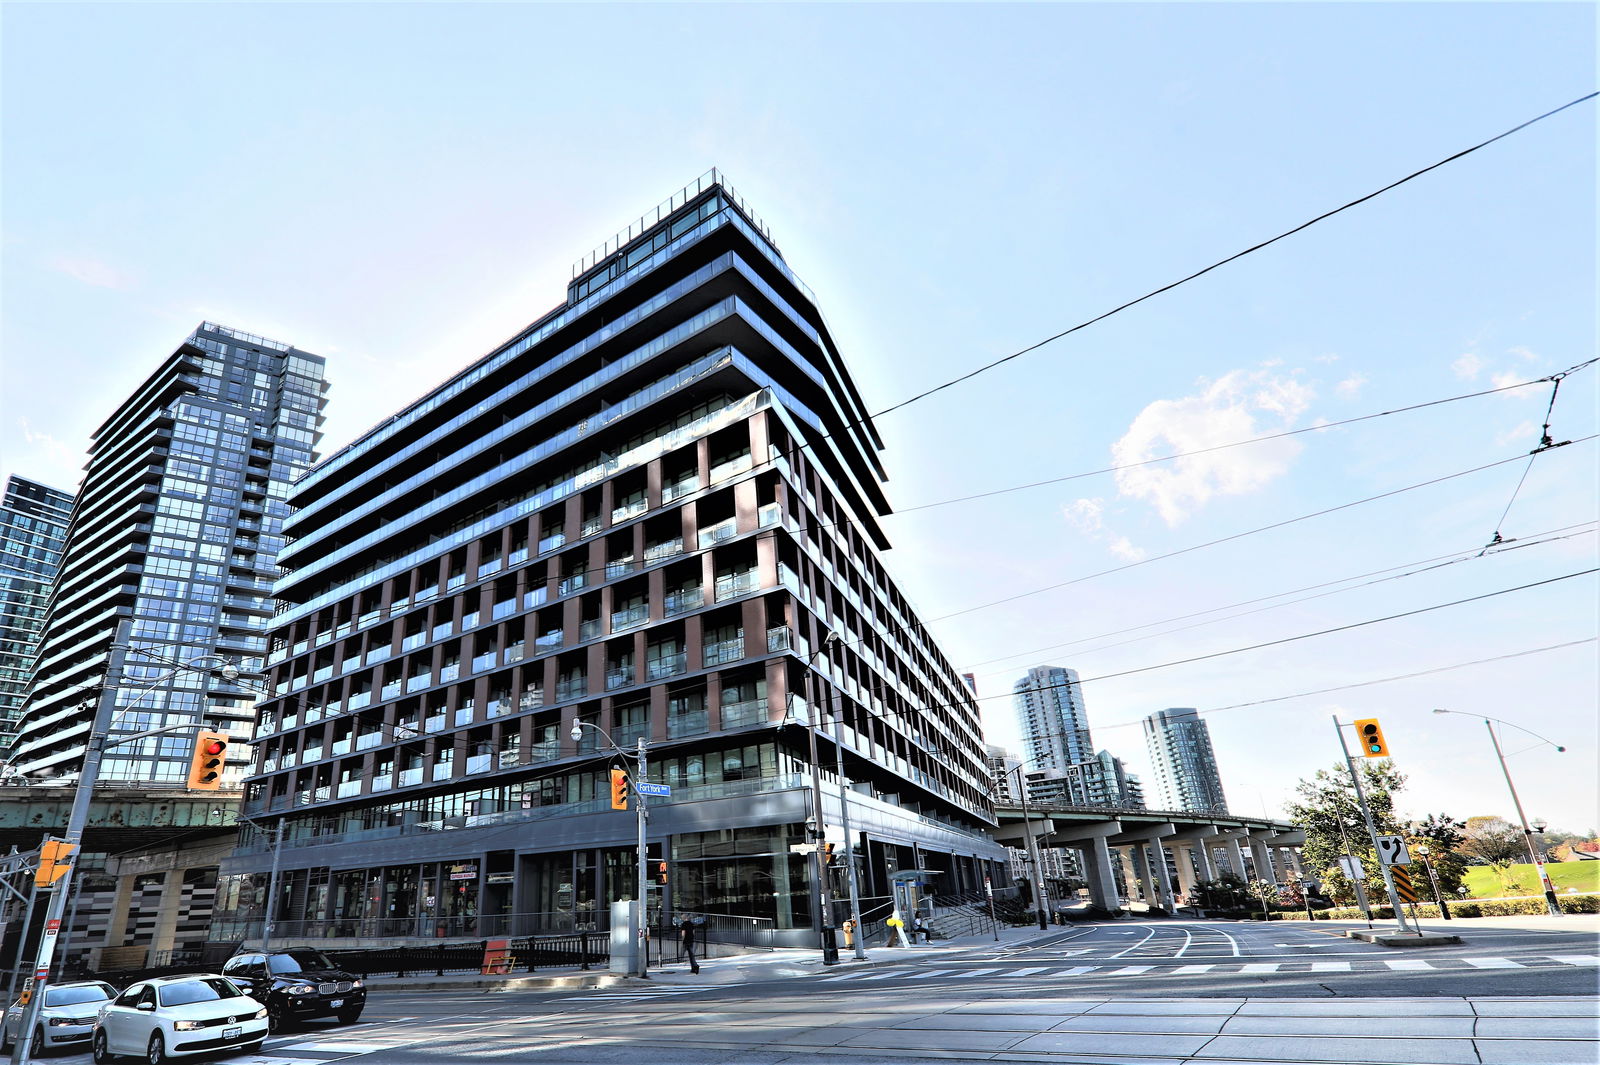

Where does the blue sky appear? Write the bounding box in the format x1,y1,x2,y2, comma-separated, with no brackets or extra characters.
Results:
4,3,1595,830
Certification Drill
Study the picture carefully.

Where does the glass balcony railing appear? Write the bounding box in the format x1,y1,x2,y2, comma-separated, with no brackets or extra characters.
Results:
667,712,709,739
646,652,687,680
702,639,744,668
663,589,703,616
605,666,635,690
714,571,759,601
720,698,769,730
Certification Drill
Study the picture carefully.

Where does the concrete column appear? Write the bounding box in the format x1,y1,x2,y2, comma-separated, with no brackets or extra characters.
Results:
1223,838,1247,879
1249,837,1278,885
1285,848,1304,879
1172,846,1197,898
1128,845,1155,905
1147,838,1175,908
1079,835,1121,911
101,873,139,950
1191,842,1216,881
149,869,187,962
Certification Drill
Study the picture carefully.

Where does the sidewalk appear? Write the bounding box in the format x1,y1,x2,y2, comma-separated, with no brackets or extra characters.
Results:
372,922,1059,991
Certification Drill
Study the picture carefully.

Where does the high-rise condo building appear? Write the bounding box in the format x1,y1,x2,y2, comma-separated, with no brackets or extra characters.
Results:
216,172,1004,948
0,475,74,758
1144,707,1228,814
1013,665,1092,780
9,324,328,784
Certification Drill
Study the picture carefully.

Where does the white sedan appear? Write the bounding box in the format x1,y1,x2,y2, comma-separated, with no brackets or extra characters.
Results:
93,975,267,1064
1,980,117,1053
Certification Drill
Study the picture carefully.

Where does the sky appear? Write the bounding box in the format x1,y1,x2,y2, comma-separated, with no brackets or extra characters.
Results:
3,3,1595,833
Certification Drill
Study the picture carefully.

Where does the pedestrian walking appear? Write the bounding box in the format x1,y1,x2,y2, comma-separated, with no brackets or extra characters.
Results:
678,913,701,974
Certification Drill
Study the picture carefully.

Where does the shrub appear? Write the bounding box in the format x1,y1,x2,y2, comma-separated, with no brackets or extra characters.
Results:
1266,894,1597,920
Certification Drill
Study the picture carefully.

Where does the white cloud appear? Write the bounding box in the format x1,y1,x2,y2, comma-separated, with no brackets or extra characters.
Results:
1508,345,1539,362
1452,352,1483,380
1062,497,1146,561
48,255,133,290
1491,370,1533,393
1495,421,1539,447
1111,367,1313,525
18,418,83,477
1335,373,1368,398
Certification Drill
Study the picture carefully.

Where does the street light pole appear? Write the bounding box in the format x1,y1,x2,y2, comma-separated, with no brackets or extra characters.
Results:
1414,844,1450,921
816,635,867,961
1013,767,1049,929
802,656,839,965
1433,709,1564,918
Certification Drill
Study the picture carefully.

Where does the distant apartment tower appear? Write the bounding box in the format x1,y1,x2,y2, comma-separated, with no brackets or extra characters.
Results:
9,324,327,784
1144,707,1228,814
1013,665,1091,779
0,475,74,756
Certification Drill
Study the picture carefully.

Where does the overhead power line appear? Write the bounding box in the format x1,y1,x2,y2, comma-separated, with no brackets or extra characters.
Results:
933,436,1597,622
868,93,1599,423
893,363,1595,516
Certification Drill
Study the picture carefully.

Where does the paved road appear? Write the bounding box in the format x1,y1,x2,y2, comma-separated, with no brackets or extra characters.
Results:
802,918,1600,997
33,918,1598,1064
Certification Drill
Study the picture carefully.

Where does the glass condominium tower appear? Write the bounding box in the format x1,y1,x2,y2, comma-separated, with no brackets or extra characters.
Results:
10,324,328,784
1143,707,1229,814
220,172,1003,946
1013,665,1092,779
0,475,74,757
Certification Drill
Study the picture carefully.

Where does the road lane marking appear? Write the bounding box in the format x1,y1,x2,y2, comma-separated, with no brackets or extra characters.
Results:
1109,926,1158,958
1384,959,1436,970
1170,965,1215,975
1006,967,1056,977
1239,963,1280,973
902,969,962,980
1309,962,1352,972
1174,928,1195,956
1104,966,1155,975
1550,955,1600,965
1464,957,1523,968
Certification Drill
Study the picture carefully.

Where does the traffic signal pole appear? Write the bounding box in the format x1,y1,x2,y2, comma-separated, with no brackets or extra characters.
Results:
1333,716,1414,936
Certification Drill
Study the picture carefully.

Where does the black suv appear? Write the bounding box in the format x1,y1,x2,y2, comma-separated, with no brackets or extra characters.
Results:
221,949,366,1032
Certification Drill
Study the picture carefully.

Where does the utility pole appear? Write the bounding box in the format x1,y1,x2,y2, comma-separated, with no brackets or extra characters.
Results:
1015,767,1049,929
803,661,839,964
1485,721,1563,917
822,639,867,960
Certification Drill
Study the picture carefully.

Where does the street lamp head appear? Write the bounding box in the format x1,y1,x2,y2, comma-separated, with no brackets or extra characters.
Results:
218,663,241,682
1531,818,1548,833
1415,844,1430,856
569,724,584,743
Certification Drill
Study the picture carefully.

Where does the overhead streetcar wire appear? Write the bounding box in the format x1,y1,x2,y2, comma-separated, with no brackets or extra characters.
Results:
933,436,1598,622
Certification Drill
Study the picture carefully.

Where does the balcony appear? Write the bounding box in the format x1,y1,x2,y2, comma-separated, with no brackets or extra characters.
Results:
702,638,744,668
605,665,635,691
555,678,588,701
720,697,769,730
581,516,603,537
663,588,703,617
646,651,687,680
714,571,759,602
698,520,737,549
644,538,683,562
610,606,648,632
605,557,639,580
667,711,709,739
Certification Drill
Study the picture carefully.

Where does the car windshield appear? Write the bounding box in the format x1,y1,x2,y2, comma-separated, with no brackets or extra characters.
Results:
157,979,244,1007
46,985,112,1007
267,950,337,974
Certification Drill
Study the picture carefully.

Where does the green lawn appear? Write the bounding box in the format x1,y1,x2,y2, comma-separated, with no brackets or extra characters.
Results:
1461,860,1600,899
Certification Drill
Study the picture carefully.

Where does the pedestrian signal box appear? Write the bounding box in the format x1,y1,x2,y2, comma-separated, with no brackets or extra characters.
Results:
1353,718,1390,757
655,860,669,885
187,730,230,790
609,768,630,810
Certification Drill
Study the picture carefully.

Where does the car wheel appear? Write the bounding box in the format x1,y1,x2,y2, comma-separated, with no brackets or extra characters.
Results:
34,1026,49,1057
336,1008,362,1025
267,1001,289,1033
93,1028,114,1064
243,1041,264,1054
146,1031,165,1065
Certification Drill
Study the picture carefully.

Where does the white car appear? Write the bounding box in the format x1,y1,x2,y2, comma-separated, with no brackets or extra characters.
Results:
1,980,117,1054
93,975,267,1064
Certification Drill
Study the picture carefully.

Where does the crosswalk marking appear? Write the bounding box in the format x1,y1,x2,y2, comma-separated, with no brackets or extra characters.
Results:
805,953,1593,985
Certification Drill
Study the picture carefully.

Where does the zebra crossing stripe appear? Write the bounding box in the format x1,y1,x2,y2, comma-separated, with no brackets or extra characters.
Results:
1104,966,1155,976
1384,959,1434,970
903,969,962,980
1239,963,1280,973
952,968,1005,978
1550,955,1600,965
1170,964,1215,975
1464,958,1523,968
1048,966,1098,977
1006,967,1056,977
1309,962,1352,972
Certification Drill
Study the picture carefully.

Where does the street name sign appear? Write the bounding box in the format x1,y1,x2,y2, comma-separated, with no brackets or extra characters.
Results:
636,782,671,797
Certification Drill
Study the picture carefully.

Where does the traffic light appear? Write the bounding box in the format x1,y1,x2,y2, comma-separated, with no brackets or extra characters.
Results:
655,860,669,886
609,767,629,810
187,730,230,790
1353,718,1390,757
35,839,77,887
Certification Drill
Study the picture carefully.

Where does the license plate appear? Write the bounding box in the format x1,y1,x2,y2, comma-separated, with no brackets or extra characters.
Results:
223,1026,242,1041
329,999,343,1008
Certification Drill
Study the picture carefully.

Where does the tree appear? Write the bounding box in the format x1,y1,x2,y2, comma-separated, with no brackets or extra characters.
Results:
1460,816,1530,892
1284,759,1407,903
1405,813,1468,896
